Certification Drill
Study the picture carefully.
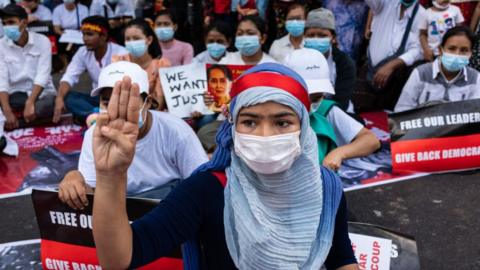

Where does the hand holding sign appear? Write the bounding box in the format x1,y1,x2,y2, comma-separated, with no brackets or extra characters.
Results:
93,77,140,176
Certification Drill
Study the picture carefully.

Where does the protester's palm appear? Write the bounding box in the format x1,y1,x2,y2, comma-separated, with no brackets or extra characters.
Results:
92,77,141,175
93,119,138,173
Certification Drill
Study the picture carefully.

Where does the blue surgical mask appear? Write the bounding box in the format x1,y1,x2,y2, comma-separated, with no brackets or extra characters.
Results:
400,0,416,7
235,35,260,57
285,20,305,37
126,40,148,58
207,42,227,59
155,27,174,42
63,0,75,3
107,0,119,4
304,37,331,54
3,25,22,42
441,52,470,72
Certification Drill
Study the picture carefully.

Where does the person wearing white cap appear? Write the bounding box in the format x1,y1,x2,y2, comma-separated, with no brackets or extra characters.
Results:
58,61,208,209
284,48,380,170
303,8,356,111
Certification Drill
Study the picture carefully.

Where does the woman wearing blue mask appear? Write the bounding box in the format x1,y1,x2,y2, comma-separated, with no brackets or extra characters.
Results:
395,26,480,112
302,8,356,111
269,3,306,62
91,63,358,270
220,15,277,65
112,19,170,110
154,9,194,66
192,20,232,64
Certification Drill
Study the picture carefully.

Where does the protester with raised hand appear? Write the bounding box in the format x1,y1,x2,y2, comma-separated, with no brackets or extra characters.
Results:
269,3,306,62
154,9,193,66
112,18,171,110
220,15,277,65
395,26,480,112
53,16,128,124
58,61,207,209
91,63,358,270
192,20,233,64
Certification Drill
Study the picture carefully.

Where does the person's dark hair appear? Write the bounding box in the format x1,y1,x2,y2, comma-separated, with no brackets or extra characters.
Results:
154,9,177,24
207,64,233,81
286,3,307,17
125,18,162,58
238,15,266,35
205,20,233,42
441,26,475,48
81,15,110,37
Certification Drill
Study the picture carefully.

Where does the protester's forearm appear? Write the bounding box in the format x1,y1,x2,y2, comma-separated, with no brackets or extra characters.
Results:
27,85,44,104
92,172,132,269
57,82,71,100
419,32,430,52
336,129,380,160
337,264,359,270
0,92,12,113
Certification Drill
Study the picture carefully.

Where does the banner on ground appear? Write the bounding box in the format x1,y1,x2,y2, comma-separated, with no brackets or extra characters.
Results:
160,63,211,118
0,124,84,194
206,64,251,112
31,189,183,270
348,222,420,270
340,112,427,192
389,99,480,174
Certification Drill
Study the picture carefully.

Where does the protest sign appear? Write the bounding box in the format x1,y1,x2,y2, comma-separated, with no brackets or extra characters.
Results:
59,30,84,44
160,63,211,118
0,124,84,194
389,99,480,174
32,189,183,270
349,222,421,270
206,64,251,112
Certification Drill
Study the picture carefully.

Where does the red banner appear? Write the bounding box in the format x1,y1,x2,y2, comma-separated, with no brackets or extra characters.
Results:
391,134,480,174
41,240,182,270
1,124,84,194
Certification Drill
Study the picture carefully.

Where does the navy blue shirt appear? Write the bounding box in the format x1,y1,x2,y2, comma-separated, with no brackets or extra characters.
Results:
130,171,356,269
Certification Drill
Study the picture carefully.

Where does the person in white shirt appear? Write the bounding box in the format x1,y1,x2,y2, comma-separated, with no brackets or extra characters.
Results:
419,0,464,62
22,0,52,22
365,0,426,110
0,109,18,156
269,3,306,62
89,0,134,19
284,48,380,171
395,26,480,112
52,0,89,35
220,15,277,65
89,0,134,42
53,16,128,124
0,4,56,130
192,20,232,65
58,61,208,209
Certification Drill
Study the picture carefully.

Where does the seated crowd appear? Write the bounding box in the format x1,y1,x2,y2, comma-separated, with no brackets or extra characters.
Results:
0,0,479,269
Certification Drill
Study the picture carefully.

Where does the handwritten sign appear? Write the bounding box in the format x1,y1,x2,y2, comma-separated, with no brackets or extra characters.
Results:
160,63,211,118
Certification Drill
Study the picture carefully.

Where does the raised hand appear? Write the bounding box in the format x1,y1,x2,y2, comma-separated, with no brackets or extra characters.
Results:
93,76,140,176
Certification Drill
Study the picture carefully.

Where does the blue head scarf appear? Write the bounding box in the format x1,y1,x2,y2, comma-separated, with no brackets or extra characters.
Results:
195,63,336,269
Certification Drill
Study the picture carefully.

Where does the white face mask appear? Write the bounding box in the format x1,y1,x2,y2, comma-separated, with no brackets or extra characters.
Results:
234,131,301,174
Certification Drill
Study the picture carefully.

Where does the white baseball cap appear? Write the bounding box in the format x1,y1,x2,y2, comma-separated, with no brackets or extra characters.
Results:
283,48,335,95
91,61,149,97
